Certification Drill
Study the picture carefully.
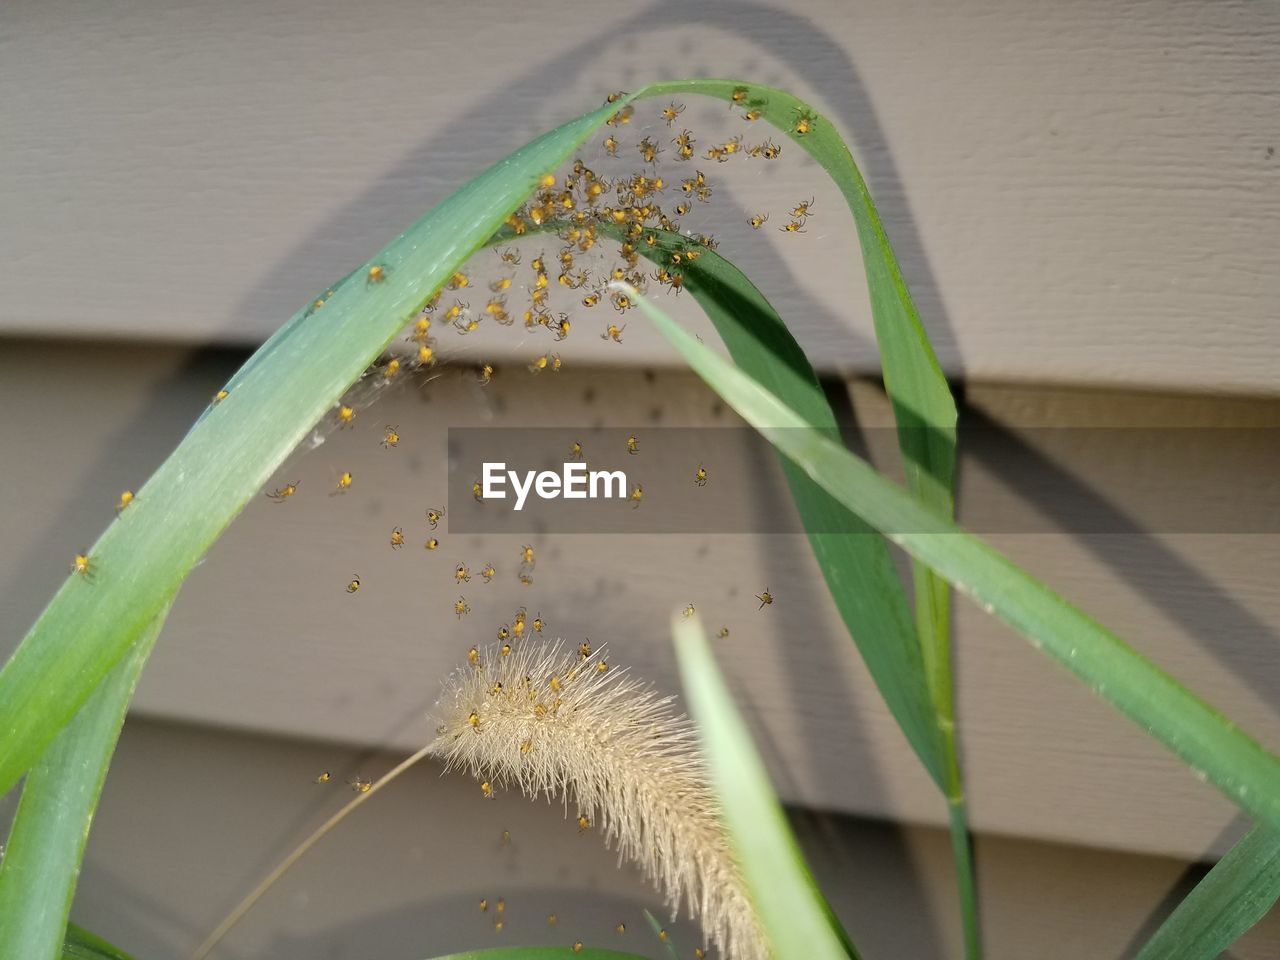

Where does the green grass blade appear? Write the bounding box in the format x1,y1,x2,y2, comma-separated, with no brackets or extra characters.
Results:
633,81,960,745
0,603,170,960
0,99,630,798
628,285,1280,833
1134,825,1280,960
673,611,857,960
602,225,944,786
60,923,135,960
626,80,974,954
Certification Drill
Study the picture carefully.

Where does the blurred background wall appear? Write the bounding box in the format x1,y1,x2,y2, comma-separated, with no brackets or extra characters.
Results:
2,0,1278,957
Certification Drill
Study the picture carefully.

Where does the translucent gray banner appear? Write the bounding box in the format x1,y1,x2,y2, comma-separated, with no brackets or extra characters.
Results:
445,427,1279,534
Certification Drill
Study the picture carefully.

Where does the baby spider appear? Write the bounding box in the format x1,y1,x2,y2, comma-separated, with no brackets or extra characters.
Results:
694,465,708,486
390,527,405,549
717,626,730,639
791,197,816,218
792,108,817,135
331,471,353,495
780,219,807,234
660,101,685,125
479,898,489,912
70,552,93,579
512,607,527,636
481,562,497,582
602,323,625,343
616,922,627,934
682,603,696,619
266,481,299,502
415,344,436,368
626,435,639,455
748,212,769,230
499,247,521,265
337,403,357,427
427,507,445,528
478,362,495,385
605,104,634,126
314,770,332,784
455,562,471,583
629,484,644,508
742,107,763,122
366,264,388,284
455,597,470,618
756,588,774,609
481,781,495,799
346,575,362,594
579,640,591,658
731,85,749,105
425,537,440,550
212,389,230,404
382,357,401,379
637,137,662,164
569,439,584,459
381,424,400,448
448,270,470,289
115,490,136,511
349,777,373,793
473,479,484,502
532,613,545,633
520,544,535,565
577,814,591,832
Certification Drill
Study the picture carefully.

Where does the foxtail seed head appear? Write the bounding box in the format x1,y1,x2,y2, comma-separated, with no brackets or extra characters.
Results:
428,640,768,960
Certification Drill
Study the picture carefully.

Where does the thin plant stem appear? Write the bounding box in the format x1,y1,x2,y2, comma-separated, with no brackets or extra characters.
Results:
190,741,436,960
947,795,981,960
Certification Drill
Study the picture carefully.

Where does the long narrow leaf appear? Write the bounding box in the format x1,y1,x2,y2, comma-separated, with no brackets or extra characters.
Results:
594,224,944,784
0,603,171,960
1134,825,1280,960
60,923,135,960
612,82,973,951
673,612,856,960
628,285,1280,834
0,98,630,797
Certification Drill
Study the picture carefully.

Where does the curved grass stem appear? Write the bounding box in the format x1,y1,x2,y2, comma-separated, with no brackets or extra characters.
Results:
190,741,435,960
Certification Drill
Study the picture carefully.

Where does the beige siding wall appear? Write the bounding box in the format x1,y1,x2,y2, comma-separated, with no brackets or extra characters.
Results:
2,0,1278,391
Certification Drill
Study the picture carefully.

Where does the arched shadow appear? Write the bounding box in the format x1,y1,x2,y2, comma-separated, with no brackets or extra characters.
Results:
226,0,959,374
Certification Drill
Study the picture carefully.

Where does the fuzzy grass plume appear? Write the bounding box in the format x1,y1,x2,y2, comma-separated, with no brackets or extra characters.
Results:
429,640,769,960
